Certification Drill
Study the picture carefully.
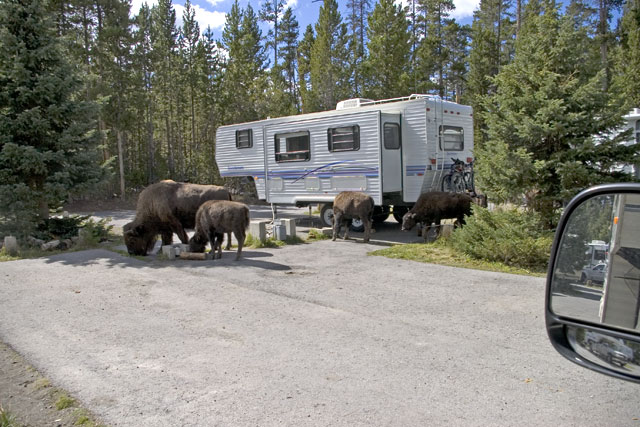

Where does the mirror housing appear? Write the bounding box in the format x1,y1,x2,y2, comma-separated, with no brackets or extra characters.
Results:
546,183,640,383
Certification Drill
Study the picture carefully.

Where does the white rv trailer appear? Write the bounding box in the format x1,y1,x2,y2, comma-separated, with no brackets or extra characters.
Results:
215,94,474,226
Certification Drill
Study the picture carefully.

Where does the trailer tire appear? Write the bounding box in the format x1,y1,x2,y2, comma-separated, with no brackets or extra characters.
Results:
350,218,365,232
319,204,334,228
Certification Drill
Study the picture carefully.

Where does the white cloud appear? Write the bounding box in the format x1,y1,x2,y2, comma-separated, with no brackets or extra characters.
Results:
285,0,298,9
204,0,224,6
395,0,479,21
174,3,227,32
450,0,480,20
130,0,157,15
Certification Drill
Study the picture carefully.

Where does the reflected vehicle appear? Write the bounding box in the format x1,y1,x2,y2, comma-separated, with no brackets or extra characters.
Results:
580,262,607,284
586,334,633,367
546,183,640,383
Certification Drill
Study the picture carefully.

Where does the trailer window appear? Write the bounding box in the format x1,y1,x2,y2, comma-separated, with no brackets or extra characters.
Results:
236,129,253,149
328,125,360,152
384,123,401,149
275,131,310,162
439,126,464,151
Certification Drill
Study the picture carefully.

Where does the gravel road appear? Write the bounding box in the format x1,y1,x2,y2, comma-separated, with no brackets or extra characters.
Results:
0,239,637,426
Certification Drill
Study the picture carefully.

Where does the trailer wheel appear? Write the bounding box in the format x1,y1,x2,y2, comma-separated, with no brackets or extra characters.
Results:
319,204,334,228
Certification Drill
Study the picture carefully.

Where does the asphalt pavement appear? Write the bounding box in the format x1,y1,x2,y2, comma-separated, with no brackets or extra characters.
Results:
0,237,638,426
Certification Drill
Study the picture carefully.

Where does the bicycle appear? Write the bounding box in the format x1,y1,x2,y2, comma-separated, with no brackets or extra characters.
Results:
441,158,469,193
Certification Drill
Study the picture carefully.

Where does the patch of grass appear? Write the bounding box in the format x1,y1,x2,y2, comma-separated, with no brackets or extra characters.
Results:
306,228,330,241
73,409,103,426
0,248,20,262
244,234,285,248
0,405,19,427
369,239,547,277
55,393,76,410
34,378,51,390
284,235,305,245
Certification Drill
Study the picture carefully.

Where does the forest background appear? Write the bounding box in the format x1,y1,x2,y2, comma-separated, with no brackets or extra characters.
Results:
0,0,639,236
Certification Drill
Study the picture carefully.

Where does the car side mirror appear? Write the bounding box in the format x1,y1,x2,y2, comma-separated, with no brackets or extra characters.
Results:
546,183,640,383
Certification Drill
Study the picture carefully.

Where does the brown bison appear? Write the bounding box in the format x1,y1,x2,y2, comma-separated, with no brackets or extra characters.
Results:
401,191,473,237
124,180,232,256
188,200,250,261
332,191,375,243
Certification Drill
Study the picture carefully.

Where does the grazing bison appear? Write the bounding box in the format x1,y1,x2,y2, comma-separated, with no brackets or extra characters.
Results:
401,191,473,239
188,200,250,261
332,191,375,243
124,180,232,256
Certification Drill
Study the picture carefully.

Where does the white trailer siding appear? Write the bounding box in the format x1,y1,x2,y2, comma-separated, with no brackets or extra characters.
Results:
215,95,474,207
216,123,267,199
264,111,382,204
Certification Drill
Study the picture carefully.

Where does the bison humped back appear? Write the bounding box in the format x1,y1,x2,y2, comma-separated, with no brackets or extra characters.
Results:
124,180,231,255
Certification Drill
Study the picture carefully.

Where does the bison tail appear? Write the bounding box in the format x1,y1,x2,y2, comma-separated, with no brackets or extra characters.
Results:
244,206,250,229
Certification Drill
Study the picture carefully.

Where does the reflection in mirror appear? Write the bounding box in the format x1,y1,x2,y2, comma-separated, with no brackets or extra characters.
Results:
566,326,640,378
550,193,640,332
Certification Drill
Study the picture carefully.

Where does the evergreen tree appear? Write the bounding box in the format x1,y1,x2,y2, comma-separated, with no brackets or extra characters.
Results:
442,21,470,102
477,0,639,226
415,0,455,95
363,0,411,99
467,0,515,148
221,1,267,123
310,0,349,111
611,0,640,111
259,0,285,67
297,24,316,113
278,8,300,112
0,0,103,235
346,0,371,96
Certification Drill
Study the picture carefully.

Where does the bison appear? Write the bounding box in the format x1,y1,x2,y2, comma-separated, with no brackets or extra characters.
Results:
401,191,473,239
188,200,250,261
332,191,375,243
123,180,232,256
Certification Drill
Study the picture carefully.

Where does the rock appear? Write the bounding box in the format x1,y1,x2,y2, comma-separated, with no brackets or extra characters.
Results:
27,236,45,248
3,236,18,255
41,240,60,251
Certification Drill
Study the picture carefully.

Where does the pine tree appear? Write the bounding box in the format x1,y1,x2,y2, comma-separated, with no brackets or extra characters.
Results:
180,0,200,181
346,0,371,96
442,21,470,103
415,0,455,95
363,0,411,99
0,0,103,235
467,0,515,148
310,0,349,111
297,24,316,113
477,0,640,226
221,1,267,123
278,8,300,112
259,0,285,67
611,0,640,111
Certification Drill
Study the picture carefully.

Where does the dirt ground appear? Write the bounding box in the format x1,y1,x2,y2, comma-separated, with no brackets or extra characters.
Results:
0,199,128,427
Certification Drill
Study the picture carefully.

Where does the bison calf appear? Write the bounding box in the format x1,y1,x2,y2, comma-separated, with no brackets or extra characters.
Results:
332,191,374,243
188,200,250,261
401,191,473,240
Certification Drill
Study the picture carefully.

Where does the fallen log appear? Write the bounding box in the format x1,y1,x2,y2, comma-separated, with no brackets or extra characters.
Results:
179,252,213,261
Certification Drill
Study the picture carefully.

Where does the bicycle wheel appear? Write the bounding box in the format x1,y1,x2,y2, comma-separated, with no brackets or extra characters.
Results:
451,173,465,193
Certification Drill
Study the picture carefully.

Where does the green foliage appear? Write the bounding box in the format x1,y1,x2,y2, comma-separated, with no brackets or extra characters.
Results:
477,0,640,227
447,205,554,270
363,0,411,99
244,233,285,248
0,404,18,427
79,217,114,244
306,228,330,241
55,393,76,410
34,216,89,241
0,0,104,234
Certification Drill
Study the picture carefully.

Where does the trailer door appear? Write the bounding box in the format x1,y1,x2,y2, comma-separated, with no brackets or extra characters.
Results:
381,114,402,193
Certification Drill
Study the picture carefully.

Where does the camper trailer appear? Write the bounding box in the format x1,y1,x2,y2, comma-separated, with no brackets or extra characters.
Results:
215,95,474,227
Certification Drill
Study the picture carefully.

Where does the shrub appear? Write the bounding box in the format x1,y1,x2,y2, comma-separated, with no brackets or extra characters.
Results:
447,205,553,270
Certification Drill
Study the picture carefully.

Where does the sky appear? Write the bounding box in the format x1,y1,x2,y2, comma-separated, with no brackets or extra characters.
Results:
129,0,480,42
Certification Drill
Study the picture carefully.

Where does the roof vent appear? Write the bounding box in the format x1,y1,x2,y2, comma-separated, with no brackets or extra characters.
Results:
336,98,374,110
